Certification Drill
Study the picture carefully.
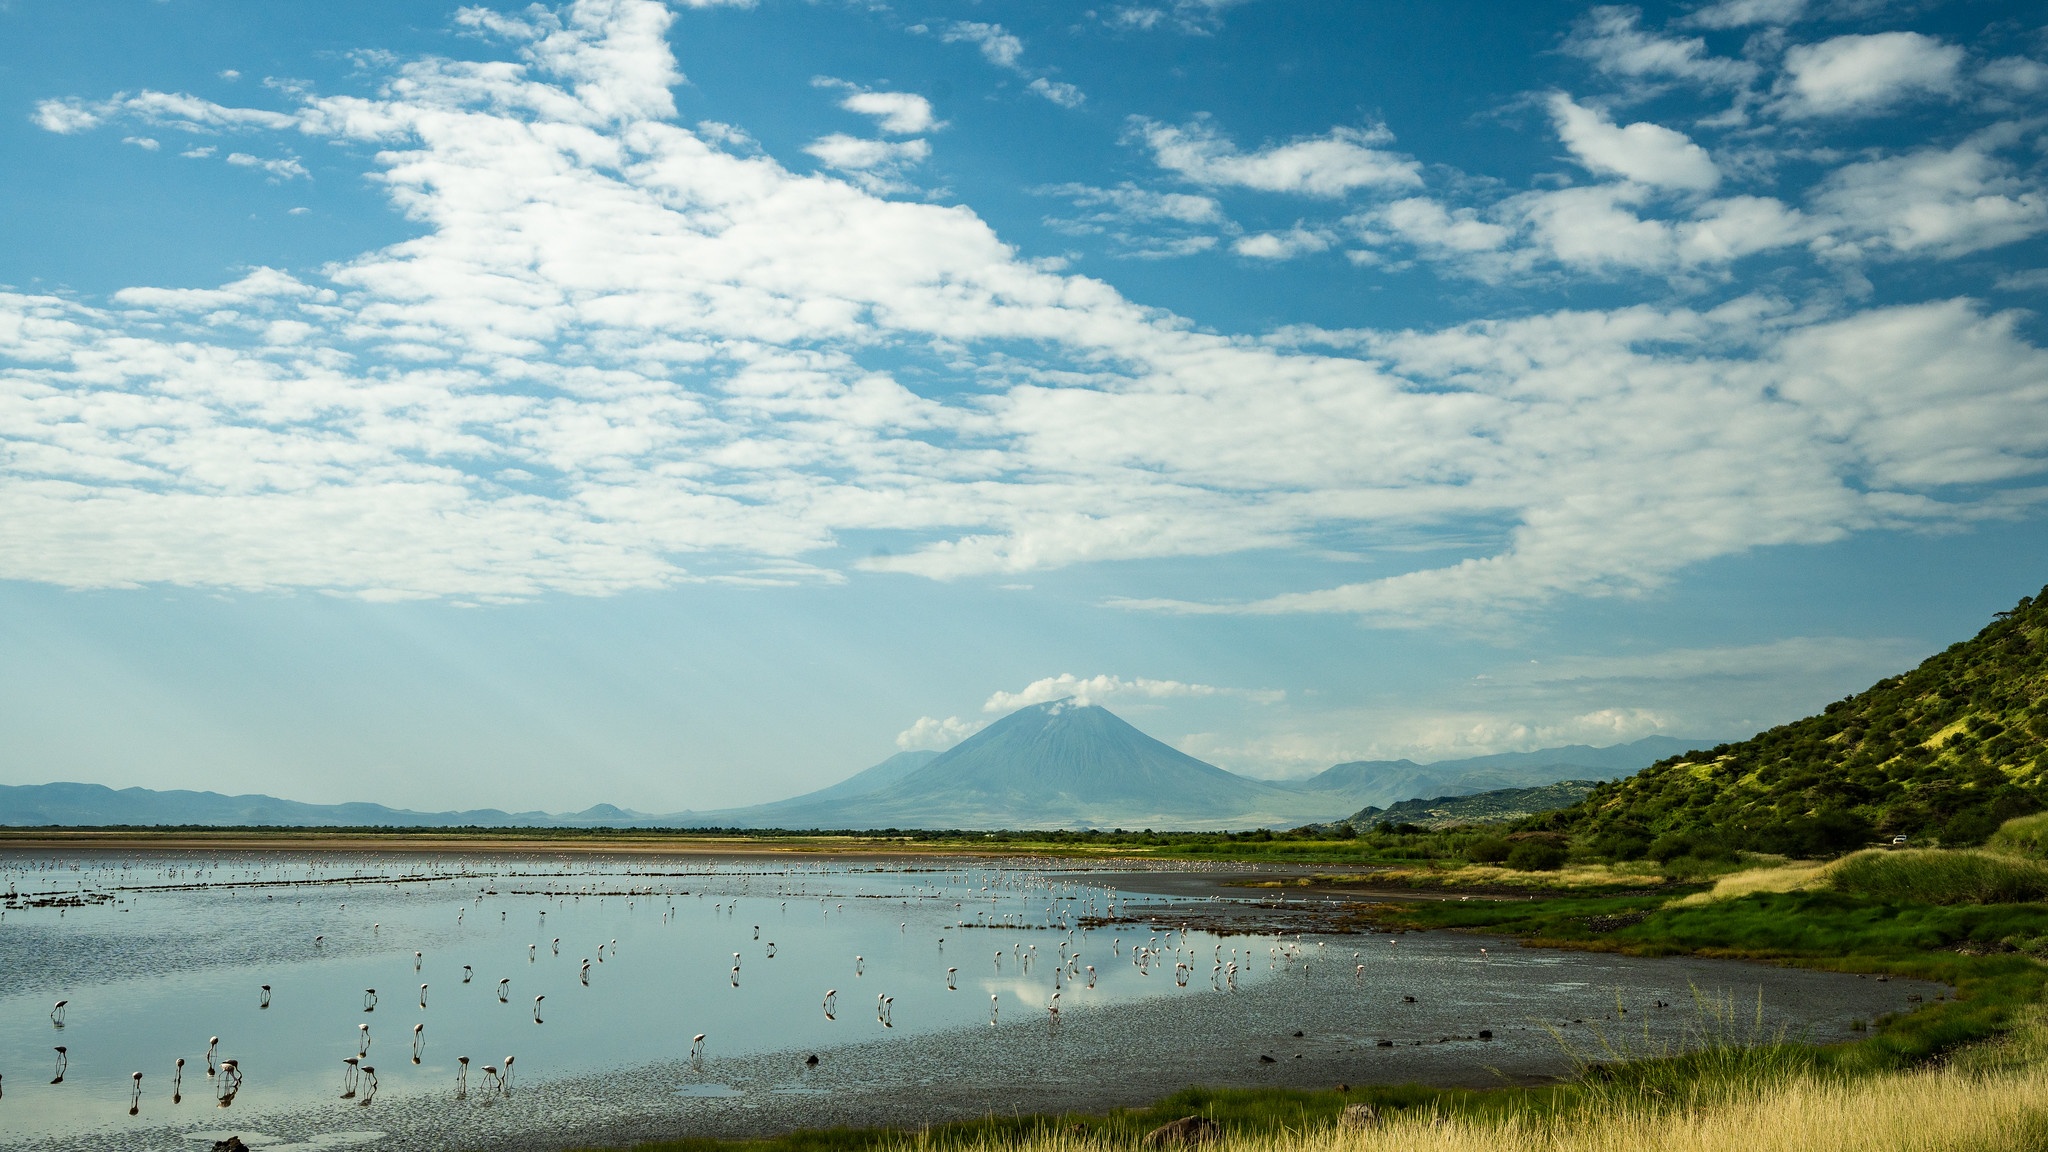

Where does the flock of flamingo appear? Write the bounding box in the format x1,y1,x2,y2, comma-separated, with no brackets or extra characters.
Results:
1,853,1402,1131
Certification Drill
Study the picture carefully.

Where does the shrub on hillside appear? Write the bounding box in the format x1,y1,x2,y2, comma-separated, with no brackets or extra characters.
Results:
1504,839,1567,871
1466,837,1512,864
1827,848,2048,905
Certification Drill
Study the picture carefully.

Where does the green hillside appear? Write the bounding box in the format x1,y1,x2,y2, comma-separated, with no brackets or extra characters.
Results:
1346,780,1601,830
1532,584,2048,857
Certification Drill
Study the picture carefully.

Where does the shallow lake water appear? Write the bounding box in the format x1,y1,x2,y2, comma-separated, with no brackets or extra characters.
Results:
0,852,1939,1152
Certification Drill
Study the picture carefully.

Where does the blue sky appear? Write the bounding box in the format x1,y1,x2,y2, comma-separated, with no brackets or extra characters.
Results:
1,0,2044,813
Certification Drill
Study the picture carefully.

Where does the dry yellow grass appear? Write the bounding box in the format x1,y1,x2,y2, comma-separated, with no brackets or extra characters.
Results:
1669,860,1831,906
926,1065,2048,1152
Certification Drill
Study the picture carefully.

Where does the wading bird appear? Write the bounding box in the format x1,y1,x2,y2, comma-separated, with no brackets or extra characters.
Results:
341,1057,359,1099
358,1023,372,1057
259,985,271,1008
412,1023,425,1064
50,1000,66,1027
822,989,836,1019
51,1046,66,1084
172,1057,184,1103
129,1071,142,1115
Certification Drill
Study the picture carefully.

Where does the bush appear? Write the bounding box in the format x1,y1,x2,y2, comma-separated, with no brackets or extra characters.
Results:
1505,840,1568,871
1749,810,1875,858
1828,848,2048,905
1466,836,1512,864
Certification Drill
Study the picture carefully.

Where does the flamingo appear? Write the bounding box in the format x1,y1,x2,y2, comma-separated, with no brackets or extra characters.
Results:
419,983,429,1009
206,1036,219,1075
823,989,837,1019
497,978,510,1002
358,1022,372,1056
946,967,958,990
50,999,66,1026
173,1057,185,1103
341,1057,359,1099
462,965,473,984
989,993,999,1026
355,1064,376,1106
457,1056,470,1097
533,994,545,1024
259,984,271,1009
363,988,378,1012
690,1034,706,1061
51,1046,66,1084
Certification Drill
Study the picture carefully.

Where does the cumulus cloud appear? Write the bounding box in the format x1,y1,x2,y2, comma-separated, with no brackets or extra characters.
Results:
1681,0,1805,29
820,83,940,134
1232,228,1330,259
1811,127,2048,258
1563,7,1757,89
1548,94,1720,191
982,673,1282,713
896,714,986,750
803,133,931,187
225,152,309,180
4,0,2045,627
941,21,1024,70
1027,78,1086,108
1137,118,1421,196
1774,32,1963,117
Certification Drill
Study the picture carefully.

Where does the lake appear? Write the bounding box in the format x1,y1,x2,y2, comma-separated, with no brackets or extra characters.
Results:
0,850,1937,1151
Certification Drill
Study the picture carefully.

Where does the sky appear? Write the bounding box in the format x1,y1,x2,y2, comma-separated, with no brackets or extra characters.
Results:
1,0,2044,815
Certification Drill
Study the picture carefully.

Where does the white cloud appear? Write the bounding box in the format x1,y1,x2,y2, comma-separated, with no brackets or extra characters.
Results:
837,90,939,135
1980,57,2048,96
1563,7,1757,89
1811,128,2048,258
1681,0,1805,29
1043,182,1223,226
1548,94,1720,191
33,99,102,134
942,21,1025,70
1775,32,1963,117
225,152,310,180
3,0,2045,628
122,136,160,151
1368,198,1510,254
1233,228,1330,260
895,715,986,750
1027,78,1086,108
982,673,1282,713
1137,118,1421,196
802,134,931,192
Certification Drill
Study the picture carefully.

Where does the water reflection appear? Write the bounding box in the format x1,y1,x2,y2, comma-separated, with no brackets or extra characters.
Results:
0,851,1935,1151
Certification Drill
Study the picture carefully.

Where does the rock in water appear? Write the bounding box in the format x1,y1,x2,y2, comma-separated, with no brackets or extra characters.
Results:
211,1140,250,1152
1143,1116,1221,1147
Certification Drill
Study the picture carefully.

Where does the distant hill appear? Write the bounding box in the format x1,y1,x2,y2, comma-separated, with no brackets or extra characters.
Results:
1292,736,1701,811
1,708,1706,832
1535,584,2048,856
1345,781,1603,830
0,781,608,828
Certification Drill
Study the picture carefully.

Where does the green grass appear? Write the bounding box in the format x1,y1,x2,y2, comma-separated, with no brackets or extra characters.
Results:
1827,849,2048,905
1990,812,2048,859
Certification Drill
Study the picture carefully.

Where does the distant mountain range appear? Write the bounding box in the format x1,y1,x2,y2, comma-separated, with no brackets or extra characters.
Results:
0,702,1706,831
1345,781,1606,831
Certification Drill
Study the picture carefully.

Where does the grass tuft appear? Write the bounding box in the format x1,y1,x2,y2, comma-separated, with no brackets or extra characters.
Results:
1826,849,2048,906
